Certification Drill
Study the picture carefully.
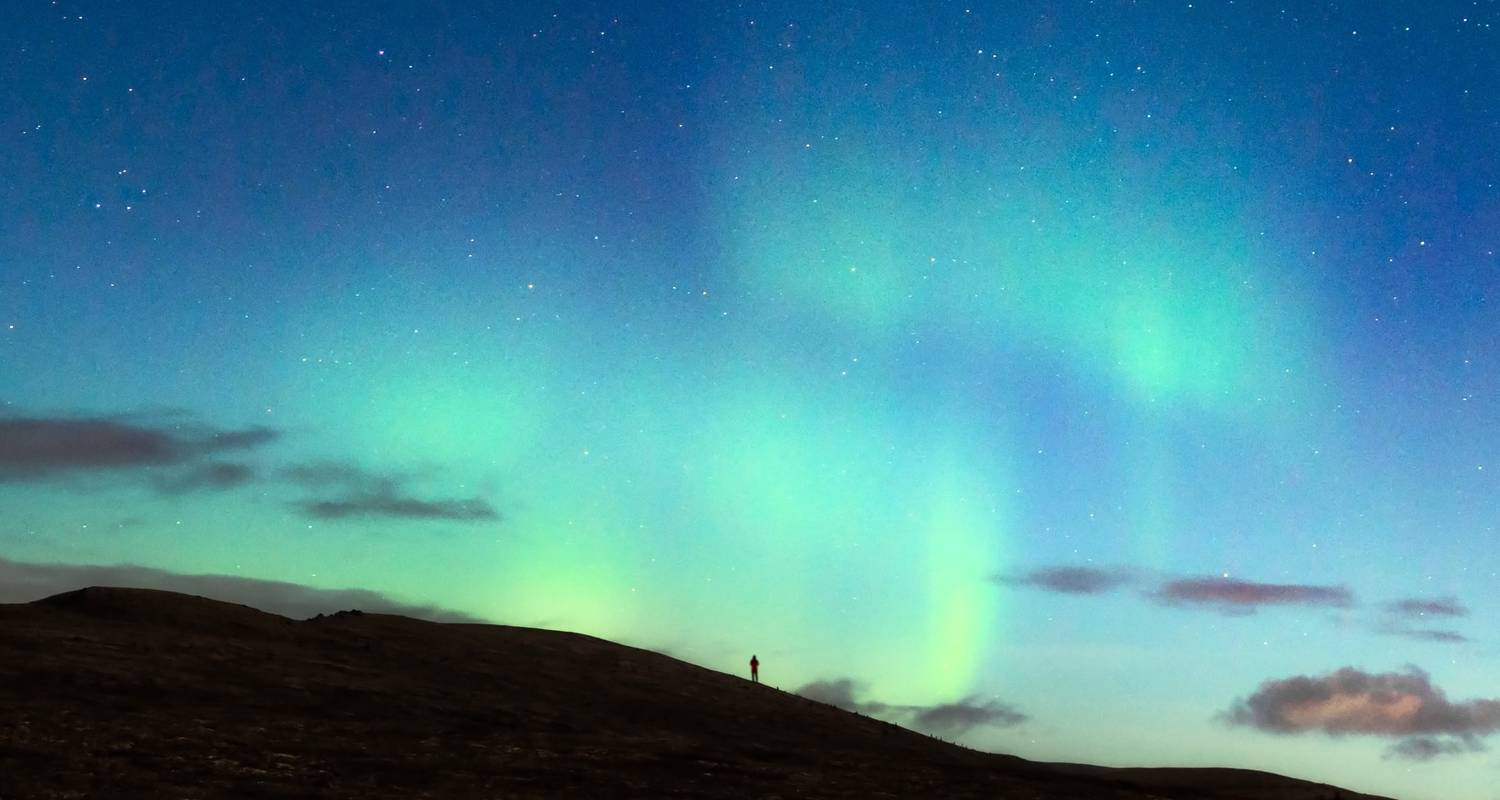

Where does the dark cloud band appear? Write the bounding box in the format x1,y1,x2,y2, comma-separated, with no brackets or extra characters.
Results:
991,566,1133,595
0,415,277,480
283,461,499,523
1153,577,1353,613
298,493,499,521
1379,627,1469,644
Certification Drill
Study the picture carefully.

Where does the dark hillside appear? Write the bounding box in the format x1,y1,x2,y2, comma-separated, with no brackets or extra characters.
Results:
0,587,1392,799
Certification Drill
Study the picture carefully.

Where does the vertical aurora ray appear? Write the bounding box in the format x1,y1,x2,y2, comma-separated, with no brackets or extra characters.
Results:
913,462,1008,698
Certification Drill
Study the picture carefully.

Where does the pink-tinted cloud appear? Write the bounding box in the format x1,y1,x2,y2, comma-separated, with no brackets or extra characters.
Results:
1225,666,1500,759
1154,577,1353,613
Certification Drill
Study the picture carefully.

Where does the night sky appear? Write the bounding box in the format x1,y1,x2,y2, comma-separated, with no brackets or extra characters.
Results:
3,2,1499,797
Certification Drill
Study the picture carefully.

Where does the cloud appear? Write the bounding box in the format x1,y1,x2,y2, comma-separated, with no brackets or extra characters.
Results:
992,566,1133,595
912,697,1028,737
1153,577,1353,614
0,556,484,623
1386,597,1468,618
282,461,499,523
795,678,1025,738
1224,666,1500,759
796,678,868,712
1386,736,1483,761
993,566,1349,613
0,413,494,521
0,415,277,481
1379,627,1470,644
299,493,499,521
1373,597,1471,644
1000,567,1474,646
154,462,257,494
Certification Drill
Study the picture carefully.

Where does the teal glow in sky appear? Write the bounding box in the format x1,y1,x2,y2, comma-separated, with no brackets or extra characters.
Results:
3,3,1499,798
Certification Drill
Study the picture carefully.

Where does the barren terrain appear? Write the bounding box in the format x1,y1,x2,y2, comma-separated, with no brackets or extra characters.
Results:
0,587,1391,799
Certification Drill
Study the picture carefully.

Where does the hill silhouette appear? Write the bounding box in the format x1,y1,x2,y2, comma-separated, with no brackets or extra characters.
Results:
0,587,1392,799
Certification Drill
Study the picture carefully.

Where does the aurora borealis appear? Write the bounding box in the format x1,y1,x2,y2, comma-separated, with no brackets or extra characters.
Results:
3,2,1498,797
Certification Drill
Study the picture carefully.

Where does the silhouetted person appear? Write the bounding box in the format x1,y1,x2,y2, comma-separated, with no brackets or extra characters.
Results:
750,654,759,683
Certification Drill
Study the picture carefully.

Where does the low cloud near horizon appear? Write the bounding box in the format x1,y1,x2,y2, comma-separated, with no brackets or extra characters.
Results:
0,557,485,624
795,678,1026,738
1224,666,1500,760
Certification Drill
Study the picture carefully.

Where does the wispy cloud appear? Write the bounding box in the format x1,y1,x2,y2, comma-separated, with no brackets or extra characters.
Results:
299,494,498,521
154,462,257,494
1378,626,1469,644
1386,597,1468,618
994,565,1356,616
1224,666,1500,760
283,461,499,523
1371,596,1472,644
990,566,1133,595
998,565,1480,647
0,557,484,623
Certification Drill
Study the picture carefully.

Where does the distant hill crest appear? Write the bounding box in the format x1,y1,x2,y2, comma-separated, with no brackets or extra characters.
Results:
34,585,292,633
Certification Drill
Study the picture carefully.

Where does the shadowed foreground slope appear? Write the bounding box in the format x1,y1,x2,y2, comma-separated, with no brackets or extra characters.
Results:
0,587,1392,799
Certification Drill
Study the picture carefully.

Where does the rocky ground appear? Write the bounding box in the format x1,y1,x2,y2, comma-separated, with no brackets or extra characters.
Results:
0,587,1392,799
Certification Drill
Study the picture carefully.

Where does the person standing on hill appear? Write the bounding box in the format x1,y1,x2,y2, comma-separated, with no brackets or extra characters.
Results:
750,654,759,683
